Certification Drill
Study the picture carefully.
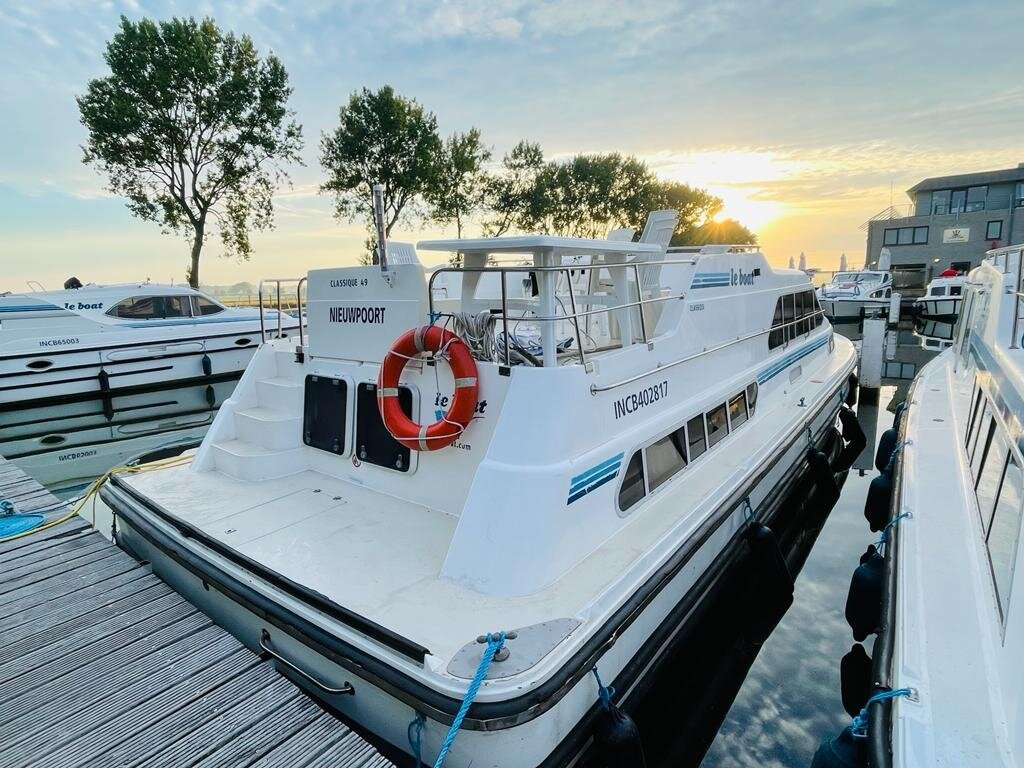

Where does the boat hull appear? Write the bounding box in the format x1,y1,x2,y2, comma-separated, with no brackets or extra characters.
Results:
103,375,854,768
0,322,298,408
820,297,890,324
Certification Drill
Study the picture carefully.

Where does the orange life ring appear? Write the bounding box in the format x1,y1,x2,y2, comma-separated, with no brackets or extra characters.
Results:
377,326,479,451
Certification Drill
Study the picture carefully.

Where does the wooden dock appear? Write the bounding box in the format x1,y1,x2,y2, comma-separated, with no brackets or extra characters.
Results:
0,457,396,768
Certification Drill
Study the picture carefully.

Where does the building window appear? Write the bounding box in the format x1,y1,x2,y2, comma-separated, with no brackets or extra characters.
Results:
966,186,988,212
987,220,1003,240
932,190,950,215
883,226,927,246
1016,182,1024,208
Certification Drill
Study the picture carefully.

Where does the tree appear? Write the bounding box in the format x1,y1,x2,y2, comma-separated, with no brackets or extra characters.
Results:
320,86,442,262
428,129,491,238
682,217,758,245
77,16,303,288
483,140,547,236
649,182,722,244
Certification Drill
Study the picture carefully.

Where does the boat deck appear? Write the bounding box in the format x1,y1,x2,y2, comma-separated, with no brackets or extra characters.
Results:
0,458,394,768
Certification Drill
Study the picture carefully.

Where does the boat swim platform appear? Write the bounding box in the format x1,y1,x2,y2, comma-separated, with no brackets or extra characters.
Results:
0,456,395,768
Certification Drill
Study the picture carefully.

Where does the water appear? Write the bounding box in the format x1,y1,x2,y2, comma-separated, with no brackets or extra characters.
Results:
1,376,238,498
700,399,892,768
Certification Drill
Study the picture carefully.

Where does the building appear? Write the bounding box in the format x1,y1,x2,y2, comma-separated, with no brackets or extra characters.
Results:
864,163,1024,288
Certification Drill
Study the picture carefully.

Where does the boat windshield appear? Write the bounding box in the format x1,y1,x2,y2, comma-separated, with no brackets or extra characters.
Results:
834,273,877,283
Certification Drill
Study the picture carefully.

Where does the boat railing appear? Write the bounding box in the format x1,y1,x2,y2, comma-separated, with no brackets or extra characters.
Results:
987,245,1024,349
428,258,698,368
257,277,306,346
666,244,760,254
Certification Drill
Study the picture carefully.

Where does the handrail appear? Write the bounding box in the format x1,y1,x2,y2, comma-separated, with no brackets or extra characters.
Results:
257,277,304,343
589,310,826,393
297,277,308,349
428,259,699,367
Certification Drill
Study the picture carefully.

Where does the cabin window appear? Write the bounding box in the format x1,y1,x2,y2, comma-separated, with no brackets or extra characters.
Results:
618,451,646,512
107,295,191,320
687,414,707,460
793,292,806,336
966,388,983,447
646,428,687,492
970,408,993,477
108,296,159,319
728,392,748,428
950,286,962,296
706,403,729,448
977,428,1010,536
746,382,759,415
192,296,225,316
974,418,999,493
987,455,1023,620
769,299,785,349
931,286,947,297
782,294,796,342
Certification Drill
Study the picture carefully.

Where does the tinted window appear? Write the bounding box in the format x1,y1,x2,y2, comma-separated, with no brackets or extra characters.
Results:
687,414,707,460
746,383,759,416
163,296,190,318
706,403,729,448
988,455,1023,619
193,296,225,316
728,392,748,428
782,294,796,342
794,291,806,335
109,296,159,319
970,411,993,478
769,298,784,349
950,286,962,296
966,186,987,212
646,429,687,491
976,427,1008,533
618,451,646,512
932,286,947,297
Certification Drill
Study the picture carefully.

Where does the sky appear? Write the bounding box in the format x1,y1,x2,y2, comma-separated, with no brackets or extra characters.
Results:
1,0,1022,290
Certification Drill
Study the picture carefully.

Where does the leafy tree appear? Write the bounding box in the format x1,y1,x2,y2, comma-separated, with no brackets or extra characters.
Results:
320,86,442,263
682,217,758,245
483,140,548,236
77,16,303,288
650,182,722,244
428,129,492,238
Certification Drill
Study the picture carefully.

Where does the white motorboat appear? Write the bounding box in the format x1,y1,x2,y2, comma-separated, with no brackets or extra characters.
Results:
0,281,299,407
100,213,859,767
853,244,1024,767
912,273,965,320
817,269,894,324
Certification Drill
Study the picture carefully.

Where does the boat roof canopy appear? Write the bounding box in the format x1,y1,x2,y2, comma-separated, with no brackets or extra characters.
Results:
417,235,663,258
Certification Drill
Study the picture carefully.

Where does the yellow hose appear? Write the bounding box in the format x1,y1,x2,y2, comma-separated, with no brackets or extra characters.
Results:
0,454,193,544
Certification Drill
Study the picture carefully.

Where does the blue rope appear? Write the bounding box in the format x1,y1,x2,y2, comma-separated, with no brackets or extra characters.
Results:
851,688,913,739
591,666,616,710
408,712,425,766
742,498,755,523
885,441,907,473
876,512,911,550
0,499,14,516
433,631,506,768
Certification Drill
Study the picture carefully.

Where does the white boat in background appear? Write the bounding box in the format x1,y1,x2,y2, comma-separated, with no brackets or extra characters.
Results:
817,269,894,324
101,210,860,767
912,272,965,320
0,281,299,407
862,244,1024,767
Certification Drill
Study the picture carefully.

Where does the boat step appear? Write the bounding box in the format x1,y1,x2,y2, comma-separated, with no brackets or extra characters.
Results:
255,376,304,416
212,440,305,481
233,407,302,451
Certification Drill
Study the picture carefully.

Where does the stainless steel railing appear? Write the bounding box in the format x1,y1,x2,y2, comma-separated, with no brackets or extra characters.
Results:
427,258,699,367
257,277,305,344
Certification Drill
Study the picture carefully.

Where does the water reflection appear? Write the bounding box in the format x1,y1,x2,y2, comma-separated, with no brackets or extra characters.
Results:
698,392,894,768
912,316,955,352
0,376,239,496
